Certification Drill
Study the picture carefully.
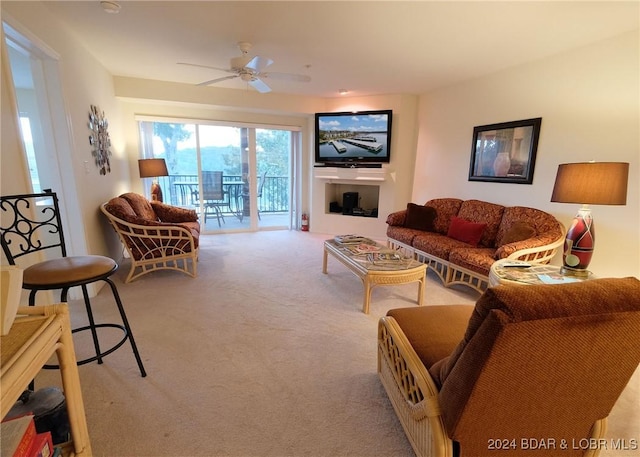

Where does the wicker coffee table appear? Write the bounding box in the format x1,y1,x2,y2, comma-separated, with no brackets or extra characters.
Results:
323,237,427,314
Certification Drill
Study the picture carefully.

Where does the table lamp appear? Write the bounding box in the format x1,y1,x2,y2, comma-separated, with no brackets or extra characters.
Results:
550,161,629,277
138,158,169,202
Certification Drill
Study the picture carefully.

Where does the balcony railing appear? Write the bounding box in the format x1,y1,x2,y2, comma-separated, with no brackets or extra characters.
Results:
157,174,289,215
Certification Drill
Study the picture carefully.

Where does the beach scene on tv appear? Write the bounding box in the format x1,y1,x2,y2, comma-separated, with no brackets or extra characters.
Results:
317,112,390,160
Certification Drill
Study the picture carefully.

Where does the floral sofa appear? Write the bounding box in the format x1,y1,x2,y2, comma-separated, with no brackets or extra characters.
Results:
101,192,200,282
386,199,565,292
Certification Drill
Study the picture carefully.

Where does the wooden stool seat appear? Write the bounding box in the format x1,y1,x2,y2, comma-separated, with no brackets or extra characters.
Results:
23,256,117,288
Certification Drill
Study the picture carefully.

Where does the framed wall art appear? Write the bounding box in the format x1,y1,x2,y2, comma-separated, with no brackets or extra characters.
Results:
88,104,112,175
468,117,542,184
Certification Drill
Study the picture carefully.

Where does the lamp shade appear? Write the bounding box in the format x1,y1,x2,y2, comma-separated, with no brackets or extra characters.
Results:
138,158,168,178
551,162,629,205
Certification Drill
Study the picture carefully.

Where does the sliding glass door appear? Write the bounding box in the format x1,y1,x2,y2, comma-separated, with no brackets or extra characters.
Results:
256,128,292,229
137,119,294,233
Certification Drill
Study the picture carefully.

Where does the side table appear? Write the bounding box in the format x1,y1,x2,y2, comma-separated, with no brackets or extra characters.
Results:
1,304,92,456
489,259,593,287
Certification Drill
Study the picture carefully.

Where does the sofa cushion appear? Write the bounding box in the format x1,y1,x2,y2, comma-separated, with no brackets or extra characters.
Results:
120,192,159,221
495,206,561,246
448,247,497,276
150,201,198,224
499,220,536,246
104,197,150,226
424,198,463,235
494,206,564,259
386,225,424,247
177,221,201,235
447,216,486,247
413,232,470,260
457,200,505,247
386,210,406,227
404,203,436,231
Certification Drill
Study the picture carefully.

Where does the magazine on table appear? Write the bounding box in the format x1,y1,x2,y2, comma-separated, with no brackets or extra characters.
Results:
334,234,374,245
367,252,402,263
342,243,381,255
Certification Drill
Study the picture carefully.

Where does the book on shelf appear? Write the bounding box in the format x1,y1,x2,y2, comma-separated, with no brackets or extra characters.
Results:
1,414,37,457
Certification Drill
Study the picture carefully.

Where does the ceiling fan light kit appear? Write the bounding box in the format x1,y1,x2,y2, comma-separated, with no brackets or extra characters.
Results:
178,41,310,93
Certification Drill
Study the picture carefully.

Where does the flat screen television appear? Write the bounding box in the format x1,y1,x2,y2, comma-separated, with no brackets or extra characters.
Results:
315,109,392,164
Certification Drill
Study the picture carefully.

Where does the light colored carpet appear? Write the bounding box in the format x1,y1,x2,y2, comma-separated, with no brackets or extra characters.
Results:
34,231,638,457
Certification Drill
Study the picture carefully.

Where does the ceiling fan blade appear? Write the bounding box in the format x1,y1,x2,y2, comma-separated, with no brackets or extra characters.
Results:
245,56,273,73
177,62,234,73
261,72,311,83
249,77,272,93
197,75,239,86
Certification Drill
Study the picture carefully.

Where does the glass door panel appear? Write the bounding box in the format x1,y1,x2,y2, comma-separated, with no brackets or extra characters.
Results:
256,129,292,229
138,121,197,209
197,125,246,232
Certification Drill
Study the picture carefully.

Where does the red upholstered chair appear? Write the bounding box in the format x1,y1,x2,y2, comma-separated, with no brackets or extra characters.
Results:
101,192,200,283
378,277,640,457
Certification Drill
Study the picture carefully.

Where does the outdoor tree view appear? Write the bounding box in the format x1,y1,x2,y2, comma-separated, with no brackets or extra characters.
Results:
138,121,292,227
143,122,290,178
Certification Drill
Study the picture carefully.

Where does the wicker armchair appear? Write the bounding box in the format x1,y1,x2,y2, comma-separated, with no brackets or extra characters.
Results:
378,277,640,457
101,193,200,283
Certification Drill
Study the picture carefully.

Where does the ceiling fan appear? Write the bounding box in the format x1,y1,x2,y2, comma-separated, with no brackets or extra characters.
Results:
178,41,311,93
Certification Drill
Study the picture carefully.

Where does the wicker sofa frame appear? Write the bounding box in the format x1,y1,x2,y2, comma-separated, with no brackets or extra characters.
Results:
101,194,199,283
378,277,640,457
386,199,565,293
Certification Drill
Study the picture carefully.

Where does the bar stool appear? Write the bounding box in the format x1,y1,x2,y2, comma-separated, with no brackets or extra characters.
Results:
0,191,146,377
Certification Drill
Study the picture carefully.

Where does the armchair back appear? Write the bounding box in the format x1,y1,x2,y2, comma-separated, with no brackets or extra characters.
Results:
434,278,640,456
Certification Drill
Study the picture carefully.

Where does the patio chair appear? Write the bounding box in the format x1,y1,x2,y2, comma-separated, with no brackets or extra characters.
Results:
201,170,228,227
0,191,146,376
240,171,267,222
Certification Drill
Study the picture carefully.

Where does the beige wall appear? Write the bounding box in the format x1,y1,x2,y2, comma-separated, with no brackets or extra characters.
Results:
414,31,639,277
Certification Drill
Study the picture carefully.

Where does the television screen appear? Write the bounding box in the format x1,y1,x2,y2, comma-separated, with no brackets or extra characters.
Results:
315,109,392,164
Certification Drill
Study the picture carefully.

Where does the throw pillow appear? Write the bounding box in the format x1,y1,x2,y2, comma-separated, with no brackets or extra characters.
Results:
404,203,436,231
501,221,536,246
447,216,487,247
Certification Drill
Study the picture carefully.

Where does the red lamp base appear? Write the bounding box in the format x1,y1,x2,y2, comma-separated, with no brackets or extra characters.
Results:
562,205,594,276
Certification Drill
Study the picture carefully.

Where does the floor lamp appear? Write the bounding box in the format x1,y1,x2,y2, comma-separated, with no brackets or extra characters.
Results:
550,162,629,277
138,158,169,202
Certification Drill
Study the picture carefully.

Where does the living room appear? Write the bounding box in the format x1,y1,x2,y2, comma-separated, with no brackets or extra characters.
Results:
1,2,638,455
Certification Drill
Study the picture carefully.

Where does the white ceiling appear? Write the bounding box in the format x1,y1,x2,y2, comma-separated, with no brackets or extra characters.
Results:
28,1,640,97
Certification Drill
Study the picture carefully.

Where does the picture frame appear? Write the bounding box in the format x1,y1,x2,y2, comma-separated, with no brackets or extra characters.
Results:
468,117,542,184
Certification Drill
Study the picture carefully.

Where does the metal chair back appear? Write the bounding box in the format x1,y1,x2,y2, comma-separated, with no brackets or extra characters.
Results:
0,191,67,265
202,171,225,202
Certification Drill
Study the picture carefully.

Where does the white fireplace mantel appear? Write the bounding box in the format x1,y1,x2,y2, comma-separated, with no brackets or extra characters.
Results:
313,166,387,182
